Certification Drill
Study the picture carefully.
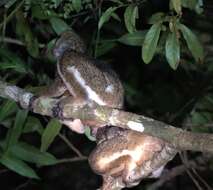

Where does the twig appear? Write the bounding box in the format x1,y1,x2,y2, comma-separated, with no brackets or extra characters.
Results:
184,165,203,190
58,133,84,157
0,36,45,48
192,168,213,190
0,37,25,46
0,168,9,174
14,179,31,190
180,152,203,190
0,0,25,30
56,156,87,164
147,155,209,190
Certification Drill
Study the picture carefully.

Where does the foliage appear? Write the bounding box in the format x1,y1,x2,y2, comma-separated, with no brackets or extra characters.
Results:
0,0,213,189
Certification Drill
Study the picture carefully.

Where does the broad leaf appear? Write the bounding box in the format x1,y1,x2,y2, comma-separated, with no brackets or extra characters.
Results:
26,36,39,58
41,119,62,152
32,5,48,19
6,109,28,149
181,0,196,9
4,0,18,8
170,0,182,14
0,100,17,122
142,23,162,64
0,49,28,73
72,0,82,12
109,0,123,4
96,41,116,57
148,12,165,24
98,7,118,30
23,116,44,134
10,142,57,166
50,17,70,35
181,0,203,14
165,32,180,70
178,24,204,62
16,11,39,58
185,93,213,133
118,31,147,46
0,154,39,179
111,12,121,22
52,0,61,8
124,5,138,33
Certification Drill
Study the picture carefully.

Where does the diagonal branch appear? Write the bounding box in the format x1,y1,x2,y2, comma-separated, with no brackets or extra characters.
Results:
0,80,213,153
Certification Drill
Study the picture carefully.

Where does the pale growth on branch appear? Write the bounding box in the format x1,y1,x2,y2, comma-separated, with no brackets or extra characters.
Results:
127,121,144,132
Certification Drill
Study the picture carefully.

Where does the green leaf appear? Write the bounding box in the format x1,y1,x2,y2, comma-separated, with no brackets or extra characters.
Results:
0,154,39,179
0,100,17,122
44,38,57,61
6,110,28,149
111,12,121,22
178,24,204,62
84,127,96,141
170,0,182,14
165,32,180,70
9,142,57,166
31,4,48,20
26,36,39,58
4,0,18,8
23,116,44,134
109,0,123,4
124,5,138,33
148,12,165,24
142,23,162,64
16,11,39,58
40,119,62,152
98,7,118,30
72,0,82,12
118,31,147,46
96,41,116,57
0,48,28,73
50,17,70,35
186,93,213,132
52,0,61,8
181,0,203,13
181,0,196,9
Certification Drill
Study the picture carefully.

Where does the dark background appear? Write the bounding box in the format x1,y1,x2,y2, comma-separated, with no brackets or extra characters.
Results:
0,0,213,189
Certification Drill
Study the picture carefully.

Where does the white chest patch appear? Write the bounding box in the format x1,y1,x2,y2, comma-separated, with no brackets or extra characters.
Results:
67,66,106,105
105,84,114,93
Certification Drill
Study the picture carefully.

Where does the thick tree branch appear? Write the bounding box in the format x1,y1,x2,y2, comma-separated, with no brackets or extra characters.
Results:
0,81,213,153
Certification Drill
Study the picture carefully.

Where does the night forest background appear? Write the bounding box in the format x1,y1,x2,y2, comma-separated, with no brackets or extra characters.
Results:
0,0,213,189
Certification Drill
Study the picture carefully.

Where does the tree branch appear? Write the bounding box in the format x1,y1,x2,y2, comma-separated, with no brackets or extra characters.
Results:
0,80,213,153
147,154,212,190
58,133,84,157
